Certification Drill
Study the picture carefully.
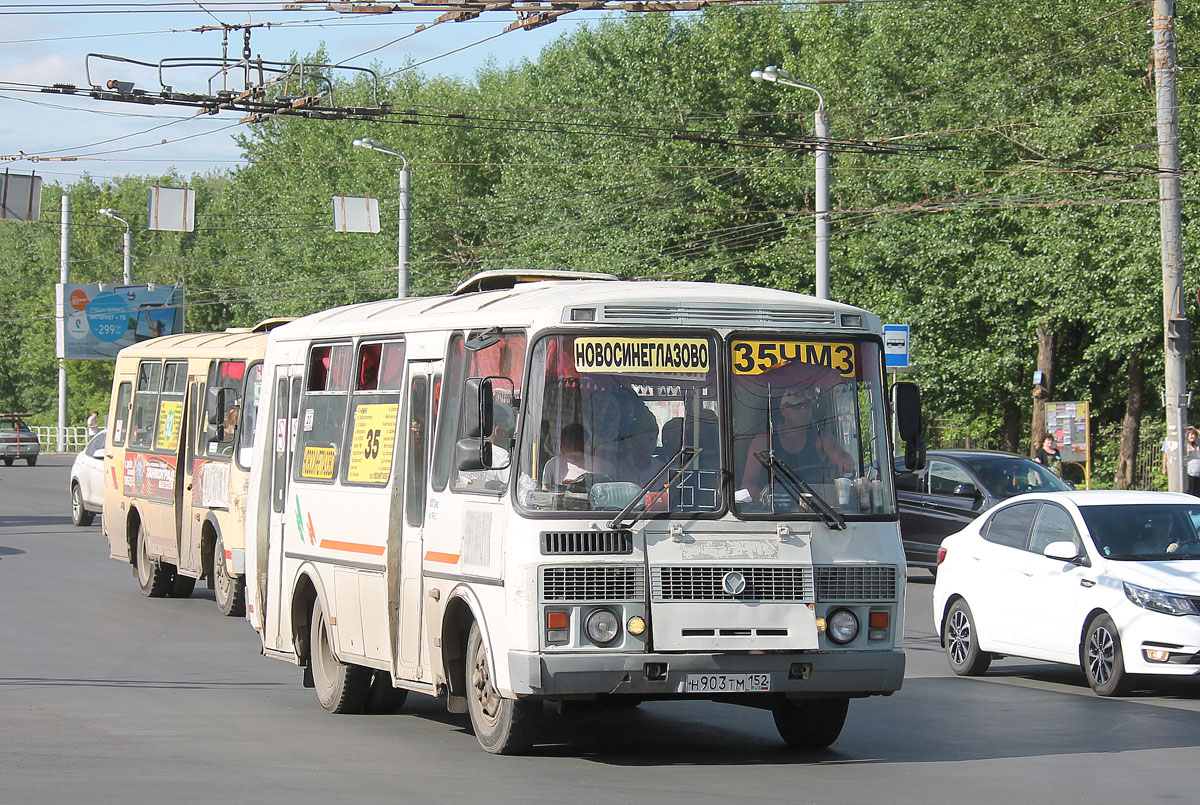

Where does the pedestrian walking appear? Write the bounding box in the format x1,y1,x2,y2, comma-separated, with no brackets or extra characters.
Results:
86,411,100,438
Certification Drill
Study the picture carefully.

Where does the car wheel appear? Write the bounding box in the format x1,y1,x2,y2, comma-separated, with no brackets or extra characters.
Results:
944,598,991,676
26,456,36,467
1083,614,1133,696
3,458,12,467
71,484,94,527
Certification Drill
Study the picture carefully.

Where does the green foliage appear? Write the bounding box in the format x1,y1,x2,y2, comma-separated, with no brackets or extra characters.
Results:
0,1,1194,470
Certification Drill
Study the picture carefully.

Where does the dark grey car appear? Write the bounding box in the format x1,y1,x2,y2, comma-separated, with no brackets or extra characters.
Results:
893,449,1069,572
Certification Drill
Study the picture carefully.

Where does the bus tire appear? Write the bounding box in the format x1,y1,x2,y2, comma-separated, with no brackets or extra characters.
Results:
365,670,408,714
309,597,370,714
466,622,540,754
772,696,850,750
213,537,245,617
168,574,196,598
71,484,94,527
136,521,173,598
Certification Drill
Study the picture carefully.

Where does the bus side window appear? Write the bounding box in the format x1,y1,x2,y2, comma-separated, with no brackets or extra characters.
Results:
340,340,405,487
406,374,429,525
446,330,526,495
129,360,162,449
294,344,352,484
111,382,132,447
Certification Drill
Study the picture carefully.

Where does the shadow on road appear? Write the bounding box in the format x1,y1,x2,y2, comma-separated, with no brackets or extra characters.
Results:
391,674,1200,765
0,546,26,558
0,514,75,529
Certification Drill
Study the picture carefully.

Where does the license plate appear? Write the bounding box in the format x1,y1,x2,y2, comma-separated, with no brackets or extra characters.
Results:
684,673,771,693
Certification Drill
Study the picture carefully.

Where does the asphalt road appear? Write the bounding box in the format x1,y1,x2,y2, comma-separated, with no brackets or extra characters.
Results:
3,458,1199,804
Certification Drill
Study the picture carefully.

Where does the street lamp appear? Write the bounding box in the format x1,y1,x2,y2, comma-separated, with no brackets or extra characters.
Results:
352,137,410,299
98,207,133,285
751,65,830,300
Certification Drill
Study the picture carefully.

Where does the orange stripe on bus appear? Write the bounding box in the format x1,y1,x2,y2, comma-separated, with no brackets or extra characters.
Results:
318,539,385,556
424,551,460,564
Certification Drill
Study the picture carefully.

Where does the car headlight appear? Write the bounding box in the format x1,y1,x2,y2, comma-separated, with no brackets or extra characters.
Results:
827,608,860,644
585,608,620,644
1123,582,1199,616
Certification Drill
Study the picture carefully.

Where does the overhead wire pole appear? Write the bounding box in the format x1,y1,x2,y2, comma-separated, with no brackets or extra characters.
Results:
1154,0,1187,493
58,195,69,453
353,137,410,298
750,65,830,300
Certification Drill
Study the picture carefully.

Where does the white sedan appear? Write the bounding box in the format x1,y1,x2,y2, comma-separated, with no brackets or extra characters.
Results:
933,490,1200,696
69,430,106,527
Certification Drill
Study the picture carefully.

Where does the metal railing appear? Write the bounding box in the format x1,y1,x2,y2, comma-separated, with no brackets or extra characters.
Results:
31,426,92,454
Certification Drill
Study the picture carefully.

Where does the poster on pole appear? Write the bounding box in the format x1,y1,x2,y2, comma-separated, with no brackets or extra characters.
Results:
147,185,195,232
56,283,185,360
1046,401,1090,463
0,170,42,222
332,195,380,233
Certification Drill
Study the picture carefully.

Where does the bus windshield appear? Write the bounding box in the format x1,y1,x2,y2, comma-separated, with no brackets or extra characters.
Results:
729,337,894,518
518,332,722,514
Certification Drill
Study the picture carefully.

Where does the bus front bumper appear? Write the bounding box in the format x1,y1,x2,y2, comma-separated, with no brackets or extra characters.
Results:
507,649,904,699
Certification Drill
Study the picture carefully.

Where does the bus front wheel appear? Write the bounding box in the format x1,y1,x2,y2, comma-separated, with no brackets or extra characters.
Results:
772,696,849,750
465,622,539,754
309,597,370,714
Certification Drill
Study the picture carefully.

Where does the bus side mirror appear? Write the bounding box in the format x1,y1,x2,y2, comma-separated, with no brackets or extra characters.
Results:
893,381,926,470
456,438,489,472
205,387,236,440
462,378,494,439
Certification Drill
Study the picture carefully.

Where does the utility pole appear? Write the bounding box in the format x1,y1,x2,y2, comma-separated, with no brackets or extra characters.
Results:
1155,0,1188,492
58,195,69,453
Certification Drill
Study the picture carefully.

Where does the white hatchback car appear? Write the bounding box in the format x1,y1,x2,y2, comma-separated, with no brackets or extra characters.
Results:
69,430,106,527
933,490,1200,696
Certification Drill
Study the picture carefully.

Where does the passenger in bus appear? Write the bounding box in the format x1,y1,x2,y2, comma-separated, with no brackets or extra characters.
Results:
740,385,853,499
542,423,590,490
614,406,666,485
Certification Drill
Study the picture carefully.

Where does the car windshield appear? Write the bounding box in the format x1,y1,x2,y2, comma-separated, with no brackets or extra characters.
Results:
1080,503,1200,561
961,456,1068,499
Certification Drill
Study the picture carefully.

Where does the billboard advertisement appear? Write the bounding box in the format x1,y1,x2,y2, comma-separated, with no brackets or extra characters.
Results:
56,283,184,360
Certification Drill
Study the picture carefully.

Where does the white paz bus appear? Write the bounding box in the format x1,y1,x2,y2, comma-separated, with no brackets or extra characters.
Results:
244,270,923,754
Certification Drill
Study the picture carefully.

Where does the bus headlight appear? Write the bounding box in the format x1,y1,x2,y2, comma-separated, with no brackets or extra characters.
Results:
827,609,860,645
585,608,620,644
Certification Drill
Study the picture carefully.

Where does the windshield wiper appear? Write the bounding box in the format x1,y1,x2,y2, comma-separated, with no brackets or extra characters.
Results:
754,450,847,531
606,446,702,530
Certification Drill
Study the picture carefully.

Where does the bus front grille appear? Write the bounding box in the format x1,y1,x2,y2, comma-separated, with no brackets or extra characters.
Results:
540,530,633,555
540,565,645,602
650,566,814,602
814,565,897,601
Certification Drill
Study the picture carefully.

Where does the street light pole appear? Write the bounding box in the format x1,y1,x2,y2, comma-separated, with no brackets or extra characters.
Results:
751,65,830,300
353,137,410,299
98,208,133,284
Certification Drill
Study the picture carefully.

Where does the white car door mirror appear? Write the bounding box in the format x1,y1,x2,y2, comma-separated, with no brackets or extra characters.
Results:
1043,540,1080,562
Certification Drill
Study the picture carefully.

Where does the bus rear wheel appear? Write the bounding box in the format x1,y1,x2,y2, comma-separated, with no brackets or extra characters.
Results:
465,622,540,754
772,697,850,750
309,597,370,714
136,522,173,598
213,537,245,617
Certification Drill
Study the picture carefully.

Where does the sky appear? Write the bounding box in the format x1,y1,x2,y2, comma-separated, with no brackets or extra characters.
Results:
0,2,609,185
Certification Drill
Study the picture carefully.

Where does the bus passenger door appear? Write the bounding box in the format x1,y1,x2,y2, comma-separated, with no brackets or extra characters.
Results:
264,366,302,652
175,376,205,577
397,360,439,682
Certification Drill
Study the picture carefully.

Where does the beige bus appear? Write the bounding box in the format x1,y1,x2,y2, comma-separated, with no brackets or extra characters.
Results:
104,320,289,615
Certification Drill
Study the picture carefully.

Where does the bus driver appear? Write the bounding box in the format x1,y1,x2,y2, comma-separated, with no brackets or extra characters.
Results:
740,385,853,500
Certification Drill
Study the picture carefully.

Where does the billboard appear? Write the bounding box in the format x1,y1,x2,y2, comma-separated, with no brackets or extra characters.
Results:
56,283,184,360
